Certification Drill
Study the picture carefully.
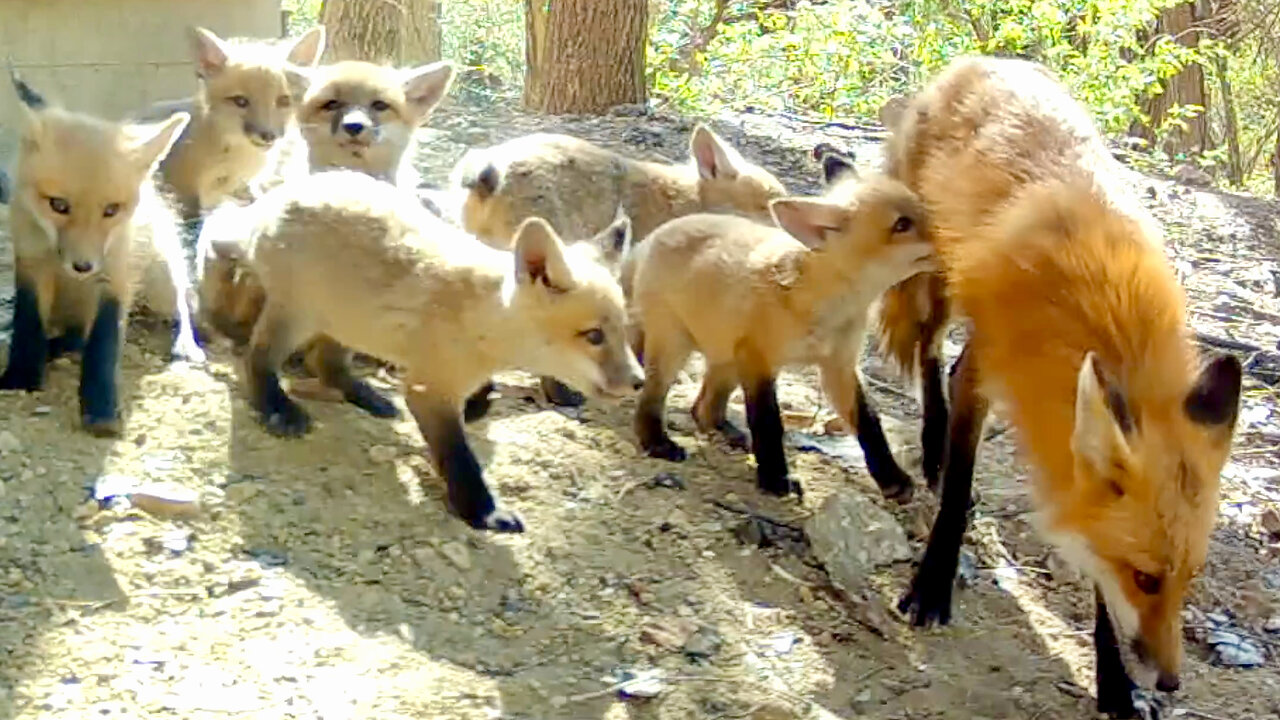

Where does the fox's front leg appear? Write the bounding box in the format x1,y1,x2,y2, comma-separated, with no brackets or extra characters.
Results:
246,303,313,437
79,294,125,436
0,262,55,392
405,383,523,533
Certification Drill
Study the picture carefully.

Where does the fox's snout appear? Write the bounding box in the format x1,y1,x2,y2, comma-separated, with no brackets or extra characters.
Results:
243,121,279,146
1131,635,1182,694
602,350,644,398
332,108,376,142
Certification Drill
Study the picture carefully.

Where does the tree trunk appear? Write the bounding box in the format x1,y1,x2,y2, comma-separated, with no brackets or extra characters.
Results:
320,0,442,65
1212,53,1243,185
523,0,649,114
1131,1,1210,155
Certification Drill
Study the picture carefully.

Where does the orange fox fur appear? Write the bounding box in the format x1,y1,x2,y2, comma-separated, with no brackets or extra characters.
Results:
448,125,787,248
886,56,1243,712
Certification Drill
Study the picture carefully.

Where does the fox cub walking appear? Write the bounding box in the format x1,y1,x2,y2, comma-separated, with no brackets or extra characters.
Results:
151,25,325,219
0,73,199,436
884,56,1242,718
629,175,934,500
214,170,642,531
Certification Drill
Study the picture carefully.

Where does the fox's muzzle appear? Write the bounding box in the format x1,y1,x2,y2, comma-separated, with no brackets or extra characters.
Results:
243,120,279,146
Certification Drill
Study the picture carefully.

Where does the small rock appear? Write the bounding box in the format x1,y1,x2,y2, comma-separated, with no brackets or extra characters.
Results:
682,626,721,661
648,472,686,490
1261,508,1280,540
130,484,201,519
32,405,52,416
759,631,801,657
614,667,666,699
1207,629,1266,667
806,489,912,598
609,103,648,117
438,541,472,571
640,617,698,650
1173,163,1213,187
0,431,20,454
245,547,289,567
1264,616,1280,633
368,445,397,464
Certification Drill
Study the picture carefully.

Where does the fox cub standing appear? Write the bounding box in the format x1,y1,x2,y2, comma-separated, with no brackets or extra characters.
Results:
451,124,784,409
0,73,200,436
629,174,934,500
212,170,642,532
150,25,325,219
883,57,1242,719
195,58,457,358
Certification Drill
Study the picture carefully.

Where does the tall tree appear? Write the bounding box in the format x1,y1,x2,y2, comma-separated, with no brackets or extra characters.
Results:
320,0,442,64
1131,1,1210,155
524,0,649,114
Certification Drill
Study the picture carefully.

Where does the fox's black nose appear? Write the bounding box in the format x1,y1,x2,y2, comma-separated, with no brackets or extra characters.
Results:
257,129,277,143
71,260,94,275
342,121,365,137
1156,673,1180,693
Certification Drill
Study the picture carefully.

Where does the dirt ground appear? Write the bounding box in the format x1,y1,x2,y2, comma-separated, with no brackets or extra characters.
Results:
1,97,1279,720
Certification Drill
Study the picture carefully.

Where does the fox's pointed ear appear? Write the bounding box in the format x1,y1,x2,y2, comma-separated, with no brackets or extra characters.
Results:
690,124,743,180
1072,352,1132,490
9,64,47,146
813,143,858,186
592,207,632,266
127,112,190,172
285,25,326,67
769,197,845,250
1184,354,1242,430
402,61,456,120
513,217,576,293
189,27,230,79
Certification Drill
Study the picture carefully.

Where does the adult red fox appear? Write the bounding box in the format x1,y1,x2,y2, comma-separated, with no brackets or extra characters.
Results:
882,56,1242,718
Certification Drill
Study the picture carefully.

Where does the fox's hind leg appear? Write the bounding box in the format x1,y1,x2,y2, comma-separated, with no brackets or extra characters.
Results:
692,360,747,451
634,318,693,462
898,342,988,626
304,336,399,419
246,302,316,437
919,274,950,492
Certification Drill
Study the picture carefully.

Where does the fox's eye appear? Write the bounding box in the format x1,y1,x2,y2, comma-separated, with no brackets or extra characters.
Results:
579,328,605,346
1133,570,1162,595
102,203,121,218
321,99,342,112
891,216,914,234
370,100,390,112
276,95,292,108
48,197,70,215
229,95,250,108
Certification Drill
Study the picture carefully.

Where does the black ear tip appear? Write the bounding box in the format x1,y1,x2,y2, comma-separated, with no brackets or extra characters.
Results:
1185,353,1244,426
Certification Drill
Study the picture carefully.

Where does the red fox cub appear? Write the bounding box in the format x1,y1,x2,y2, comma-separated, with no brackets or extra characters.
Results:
884,57,1243,718
151,25,325,219
216,170,642,531
0,73,200,436
629,175,934,500
450,124,788,247
193,59,458,418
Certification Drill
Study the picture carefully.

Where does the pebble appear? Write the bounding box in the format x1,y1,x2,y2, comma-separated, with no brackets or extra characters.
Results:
640,617,698,650
0,430,20,454
805,489,912,598
1264,615,1280,633
1262,508,1280,539
1207,629,1266,668
130,484,201,519
682,626,722,661
438,541,472,571
368,445,397,464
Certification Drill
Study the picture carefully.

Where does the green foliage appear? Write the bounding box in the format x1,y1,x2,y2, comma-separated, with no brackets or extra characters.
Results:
286,1,1280,196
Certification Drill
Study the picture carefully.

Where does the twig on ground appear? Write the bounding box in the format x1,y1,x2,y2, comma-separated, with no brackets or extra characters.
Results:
710,499,805,533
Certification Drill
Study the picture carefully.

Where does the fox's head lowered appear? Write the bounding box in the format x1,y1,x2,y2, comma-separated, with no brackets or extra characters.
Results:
10,71,189,278
1050,349,1242,693
189,25,325,149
